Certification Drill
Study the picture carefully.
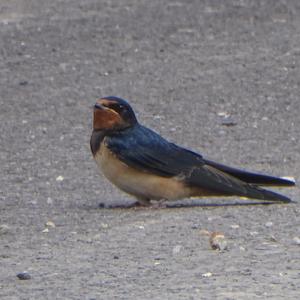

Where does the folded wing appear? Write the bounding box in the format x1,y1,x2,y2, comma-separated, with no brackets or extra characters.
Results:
106,125,292,202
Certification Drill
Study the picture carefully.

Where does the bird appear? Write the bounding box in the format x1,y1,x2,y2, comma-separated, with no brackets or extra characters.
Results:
90,96,295,206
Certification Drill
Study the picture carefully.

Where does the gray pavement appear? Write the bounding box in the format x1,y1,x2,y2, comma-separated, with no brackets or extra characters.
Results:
0,1,299,299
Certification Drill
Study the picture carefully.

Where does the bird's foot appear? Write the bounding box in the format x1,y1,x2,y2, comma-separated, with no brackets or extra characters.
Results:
149,199,168,209
132,198,168,209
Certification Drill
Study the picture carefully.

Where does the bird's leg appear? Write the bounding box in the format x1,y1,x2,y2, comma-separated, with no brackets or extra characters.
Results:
135,197,168,208
134,196,152,207
149,199,168,209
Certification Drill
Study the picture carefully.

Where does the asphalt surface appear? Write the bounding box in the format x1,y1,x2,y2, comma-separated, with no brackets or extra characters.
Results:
0,1,299,299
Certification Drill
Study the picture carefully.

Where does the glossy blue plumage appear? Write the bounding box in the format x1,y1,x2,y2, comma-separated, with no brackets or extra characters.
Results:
107,124,204,177
92,96,294,203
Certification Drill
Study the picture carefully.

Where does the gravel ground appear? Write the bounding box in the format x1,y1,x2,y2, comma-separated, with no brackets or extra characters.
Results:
0,1,299,299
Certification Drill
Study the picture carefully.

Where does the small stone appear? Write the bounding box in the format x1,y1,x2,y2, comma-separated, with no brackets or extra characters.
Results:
0,224,10,235
42,228,49,233
209,232,228,251
113,255,119,259
56,176,64,182
201,272,212,278
230,224,240,229
17,272,31,280
265,222,273,227
221,116,237,126
217,111,229,117
292,237,300,245
45,221,55,228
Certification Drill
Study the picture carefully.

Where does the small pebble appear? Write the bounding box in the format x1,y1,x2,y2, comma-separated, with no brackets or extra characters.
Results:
221,116,237,126
42,228,49,233
201,272,212,278
17,272,31,280
230,224,240,229
209,232,228,251
45,221,55,228
56,175,64,182
0,224,10,235
293,237,300,245
265,222,273,227
217,111,229,117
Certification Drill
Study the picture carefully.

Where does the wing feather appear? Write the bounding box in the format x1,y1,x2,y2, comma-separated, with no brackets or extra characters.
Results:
106,125,249,195
105,125,292,202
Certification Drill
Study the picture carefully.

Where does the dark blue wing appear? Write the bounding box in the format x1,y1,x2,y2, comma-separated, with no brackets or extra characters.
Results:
106,125,249,195
106,124,204,177
105,124,292,202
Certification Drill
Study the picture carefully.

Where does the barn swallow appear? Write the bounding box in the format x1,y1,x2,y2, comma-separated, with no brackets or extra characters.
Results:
90,96,295,206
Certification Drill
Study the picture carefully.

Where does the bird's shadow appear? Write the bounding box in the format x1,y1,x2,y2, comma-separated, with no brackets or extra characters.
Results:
93,199,294,210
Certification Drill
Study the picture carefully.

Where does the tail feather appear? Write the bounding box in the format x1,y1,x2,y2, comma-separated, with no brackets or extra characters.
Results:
205,159,295,187
242,185,292,203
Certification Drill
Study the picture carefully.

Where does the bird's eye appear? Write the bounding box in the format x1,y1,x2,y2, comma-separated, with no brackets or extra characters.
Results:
110,103,127,113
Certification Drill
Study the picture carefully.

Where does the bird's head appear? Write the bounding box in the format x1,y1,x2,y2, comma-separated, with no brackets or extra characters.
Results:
93,96,137,131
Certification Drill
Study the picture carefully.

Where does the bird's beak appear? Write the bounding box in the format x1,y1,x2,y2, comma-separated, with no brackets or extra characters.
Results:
94,102,106,110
